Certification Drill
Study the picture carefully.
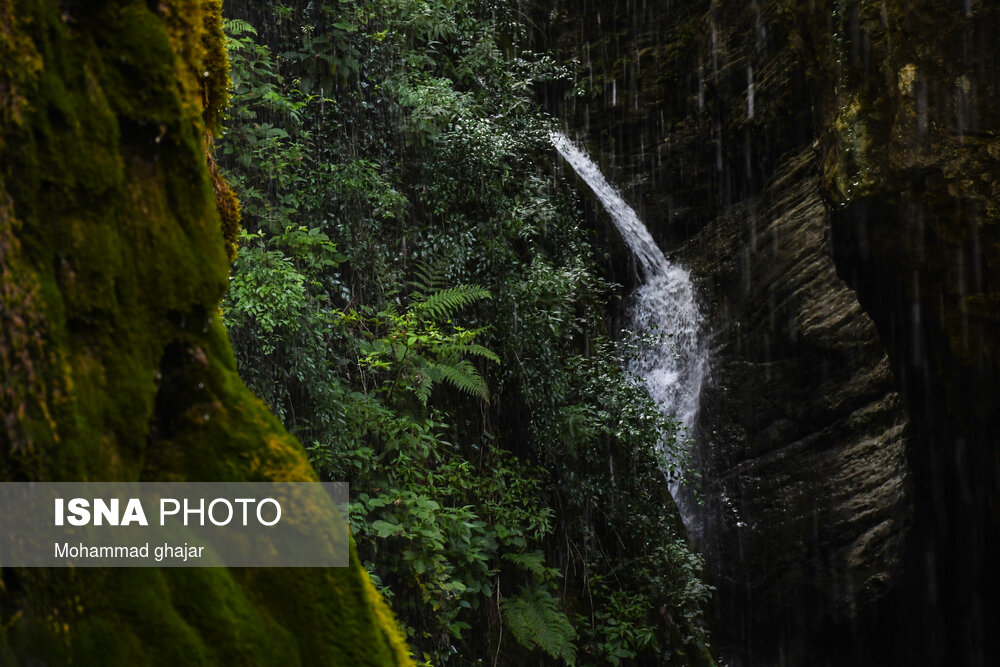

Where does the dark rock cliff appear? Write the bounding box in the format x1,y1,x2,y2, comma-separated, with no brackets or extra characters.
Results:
542,0,1000,664
0,1,409,664
683,148,911,665
791,2,1000,664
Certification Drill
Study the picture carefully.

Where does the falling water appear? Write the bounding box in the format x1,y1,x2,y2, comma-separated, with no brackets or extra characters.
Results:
551,132,708,519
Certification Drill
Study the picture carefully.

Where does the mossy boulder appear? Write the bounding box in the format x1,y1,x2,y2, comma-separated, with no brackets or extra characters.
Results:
0,1,411,664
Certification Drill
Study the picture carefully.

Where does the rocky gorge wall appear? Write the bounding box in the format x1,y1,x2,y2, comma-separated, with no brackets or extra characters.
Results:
541,0,1000,664
684,147,911,665
793,2,1000,664
0,1,409,664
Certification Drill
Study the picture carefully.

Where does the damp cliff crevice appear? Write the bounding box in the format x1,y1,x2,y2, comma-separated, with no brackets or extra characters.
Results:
0,1,410,664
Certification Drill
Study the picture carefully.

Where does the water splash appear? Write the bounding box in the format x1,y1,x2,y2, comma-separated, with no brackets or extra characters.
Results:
551,132,708,514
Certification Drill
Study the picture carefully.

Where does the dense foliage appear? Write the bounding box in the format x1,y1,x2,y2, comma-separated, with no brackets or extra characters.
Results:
218,1,713,664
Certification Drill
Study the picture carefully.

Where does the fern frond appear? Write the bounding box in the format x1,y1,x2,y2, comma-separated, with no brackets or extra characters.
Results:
502,586,577,666
460,343,500,364
407,260,446,296
411,285,491,322
503,550,548,576
224,18,257,36
412,371,432,407
430,360,489,402
434,341,500,365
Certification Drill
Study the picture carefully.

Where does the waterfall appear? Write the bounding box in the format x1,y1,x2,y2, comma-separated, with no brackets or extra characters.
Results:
551,132,708,518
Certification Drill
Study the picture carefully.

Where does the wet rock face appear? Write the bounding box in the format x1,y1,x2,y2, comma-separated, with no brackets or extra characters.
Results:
680,149,911,665
790,2,1000,663
541,0,813,247
548,0,1000,664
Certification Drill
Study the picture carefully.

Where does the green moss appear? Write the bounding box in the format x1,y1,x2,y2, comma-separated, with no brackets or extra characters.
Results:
199,0,231,134
0,190,59,468
0,1,411,663
825,94,879,204
208,147,241,263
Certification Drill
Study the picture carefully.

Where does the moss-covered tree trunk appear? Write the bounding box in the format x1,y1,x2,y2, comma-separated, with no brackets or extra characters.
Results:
0,1,410,664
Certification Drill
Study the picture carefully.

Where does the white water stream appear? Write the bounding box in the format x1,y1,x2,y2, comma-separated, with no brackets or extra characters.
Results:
551,132,708,520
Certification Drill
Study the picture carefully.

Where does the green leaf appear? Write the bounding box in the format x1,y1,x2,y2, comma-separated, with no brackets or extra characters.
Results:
369,520,402,538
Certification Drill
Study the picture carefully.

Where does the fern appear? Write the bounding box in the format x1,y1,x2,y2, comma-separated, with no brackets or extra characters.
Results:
412,371,433,407
503,550,550,576
411,285,491,322
502,586,577,665
223,18,257,36
430,360,489,402
406,259,447,295
435,340,500,365
460,342,500,364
